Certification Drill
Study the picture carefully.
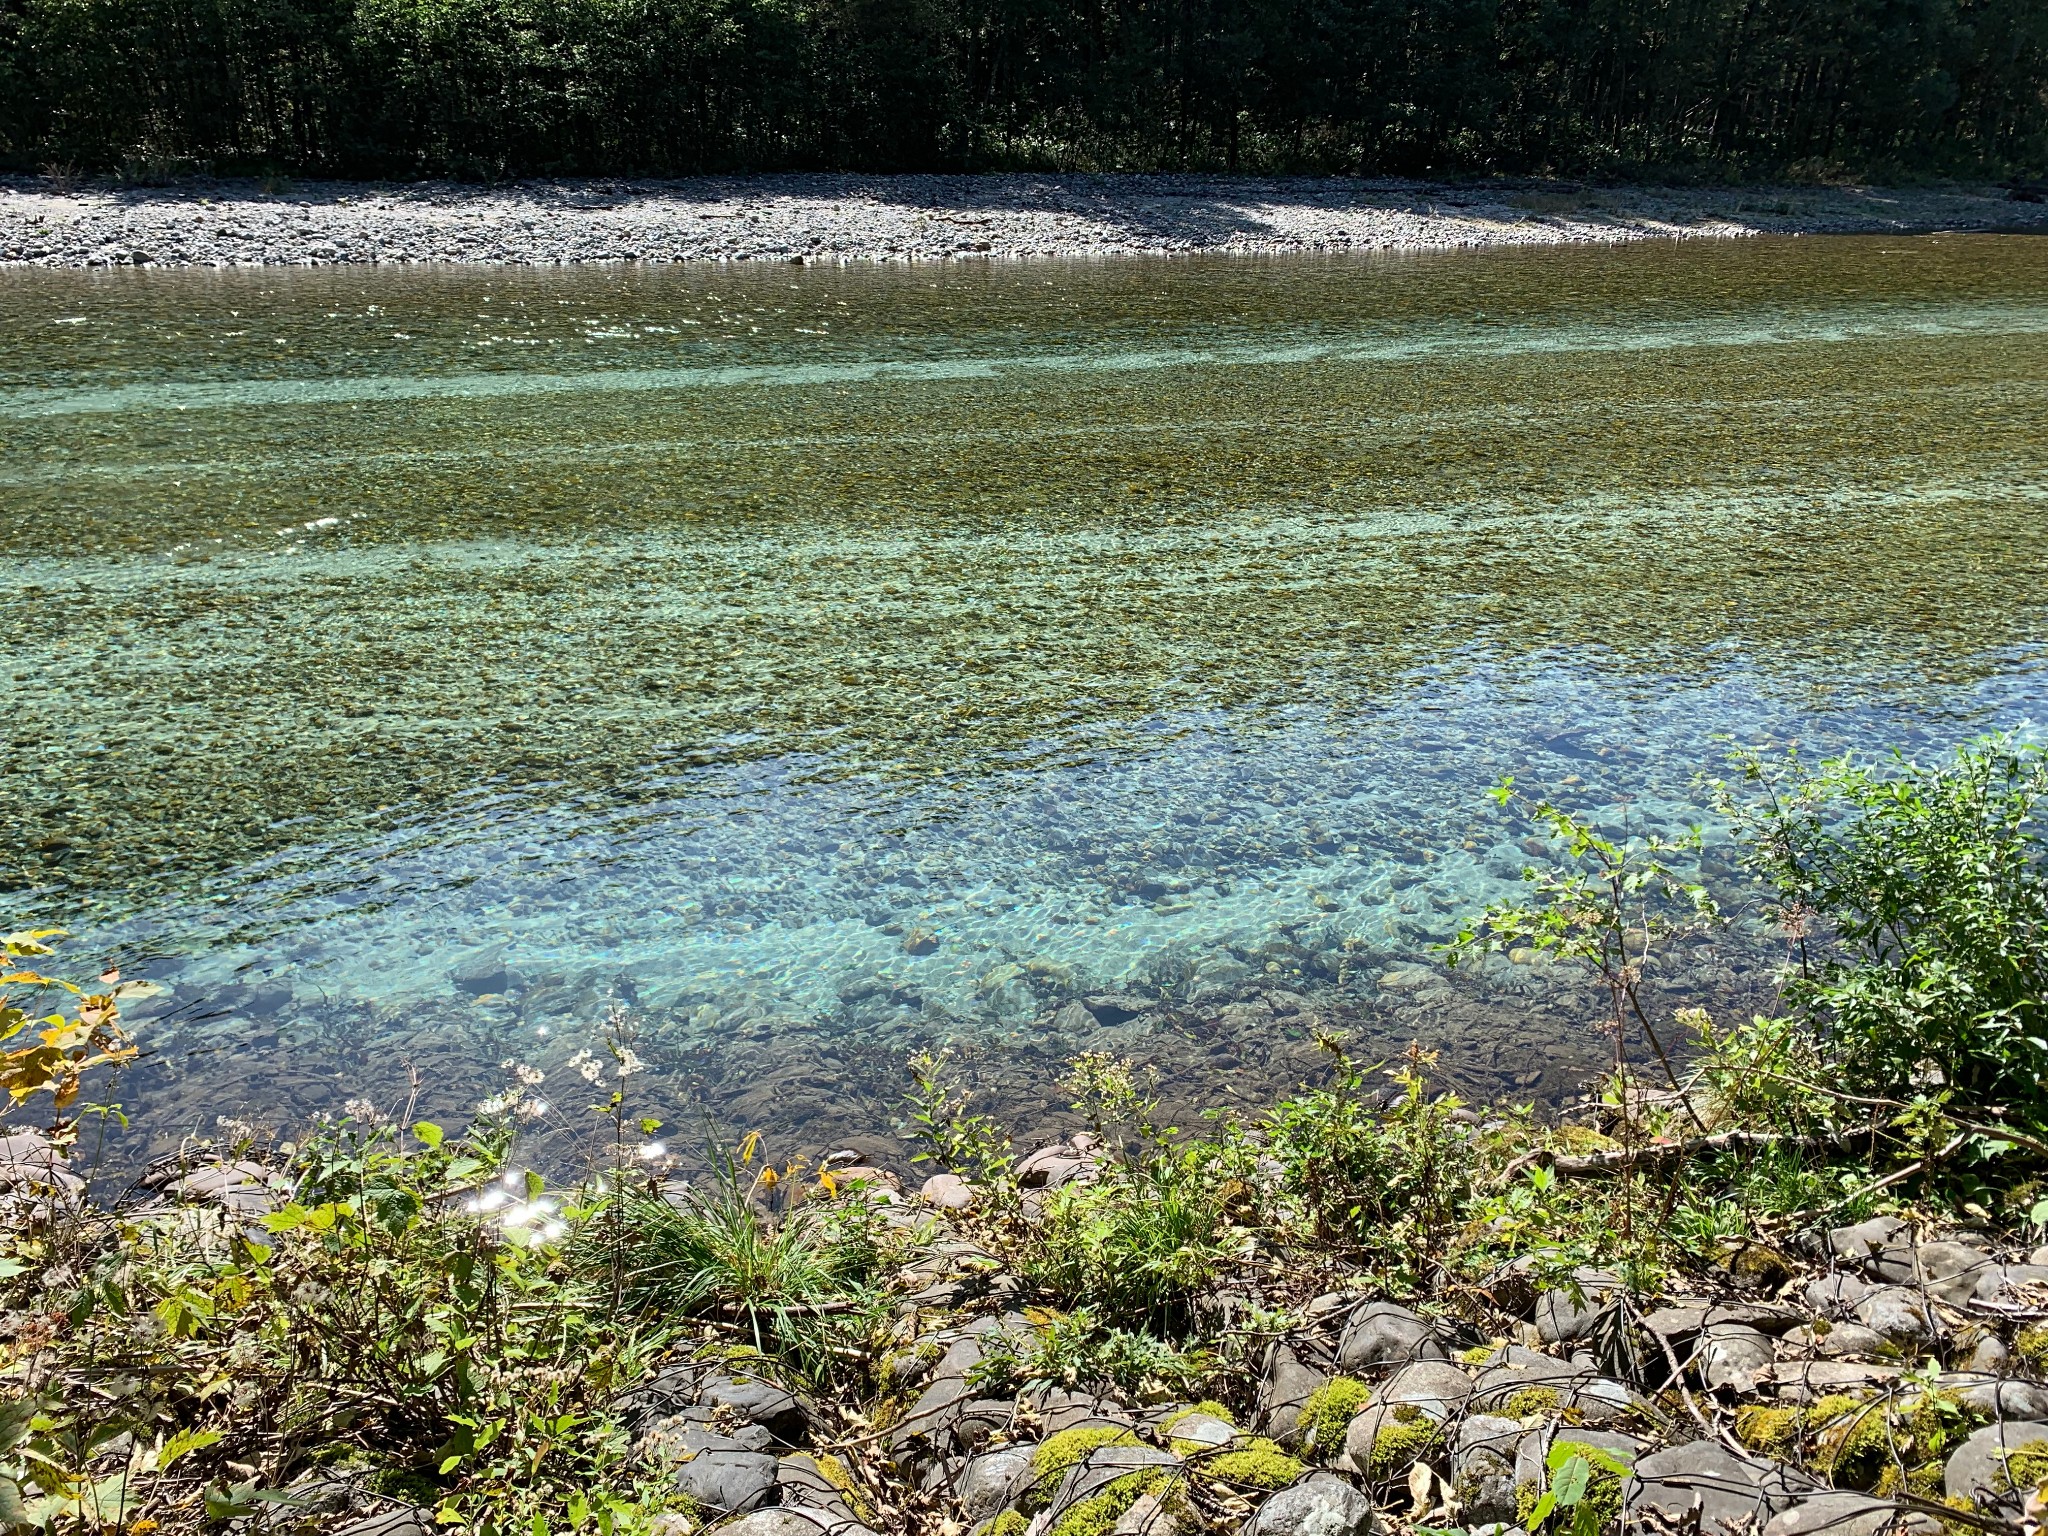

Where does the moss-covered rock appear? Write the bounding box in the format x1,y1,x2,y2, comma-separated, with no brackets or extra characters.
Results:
1994,1440,2048,1495
2016,1323,2048,1373
1034,1426,1141,1489
1369,1413,1444,1478
1813,1400,1892,1487
1300,1377,1373,1456
989,1510,1031,1536
1735,1405,1799,1455
1047,1470,1165,1536
1205,1438,1305,1490
1506,1386,1563,1420
812,1452,877,1525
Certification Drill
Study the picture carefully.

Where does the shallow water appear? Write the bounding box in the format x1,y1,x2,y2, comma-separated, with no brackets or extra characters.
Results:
5,236,2046,1164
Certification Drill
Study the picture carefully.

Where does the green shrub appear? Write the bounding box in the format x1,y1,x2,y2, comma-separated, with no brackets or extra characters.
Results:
1722,738,2048,1124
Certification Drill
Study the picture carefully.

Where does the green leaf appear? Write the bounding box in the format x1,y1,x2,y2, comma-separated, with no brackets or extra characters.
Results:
413,1121,445,1149
158,1427,223,1471
1550,1452,1591,1507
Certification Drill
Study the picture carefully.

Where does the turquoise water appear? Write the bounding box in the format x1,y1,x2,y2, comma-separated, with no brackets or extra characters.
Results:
4,236,2046,1156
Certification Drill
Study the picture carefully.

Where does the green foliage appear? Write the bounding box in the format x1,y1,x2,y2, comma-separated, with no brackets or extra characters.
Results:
1018,1056,1243,1332
2,0,2042,176
608,1135,895,1390
1720,737,2048,1127
1521,1442,1634,1536
2,1113,678,1536
1449,776,1718,1115
972,1307,1209,1400
905,1049,1015,1196
1262,1038,1477,1287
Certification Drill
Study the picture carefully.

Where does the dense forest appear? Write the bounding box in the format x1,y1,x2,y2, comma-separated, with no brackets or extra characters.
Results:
0,0,2044,180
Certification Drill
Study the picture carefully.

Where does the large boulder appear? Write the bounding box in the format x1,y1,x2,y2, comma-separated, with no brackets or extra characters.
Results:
1944,1421,2048,1505
1259,1345,1330,1446
957,1447,1035,1524
1698,1324,1776,1394
1377,1361,1474,1422
1337,1302,1447,1372
1624,1440,1815,1536
1246,1472,1378,1536
1764,1494,1937,1536
667,1432,778,1515
1452,1416,1525,1525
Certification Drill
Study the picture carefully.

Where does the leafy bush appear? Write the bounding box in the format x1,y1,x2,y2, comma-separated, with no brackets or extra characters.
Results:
1721,737,2048,1126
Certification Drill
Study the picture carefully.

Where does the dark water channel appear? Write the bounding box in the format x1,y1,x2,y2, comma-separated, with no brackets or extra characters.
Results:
4,235,2046,1169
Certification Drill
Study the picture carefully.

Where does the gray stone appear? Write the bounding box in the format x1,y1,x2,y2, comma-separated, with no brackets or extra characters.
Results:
1698,1323,1776,1393
450,945,509,994
1378,1360,1474,1421
1936,1376,2048,1422
957,1447,1035,1523
1337,1301,1447,1371
1772,1360,1903,1402
1452,1416,1525,1524
1826,1216,1904,1262
920,1173,977,1210
1469,1349,1587,1415
1961,1332,2011,1373
671,1444,778,1514
1944,1420,2048,1504
1260,1344,1329,1446
719,1512,880,1536
699,1375,810,1443
1778,1323,1891,1360
888,1336,985,1454
1247,1472,1378,1536
1536,1287,1613,1347
1164,1410,1239,1449
1869,1241,1995,1304
774,1454,864,1525
1625,1440,1783,1536
331,1511,431,1536
1974,1265,2048,1305
1340,1404,1441,1477
1805,1272,1875,1318
1764,1493,1938,1536
1114,1491,1188,1534
1045,1446,1182,1526
1852,1287,1938,1348
1640,1302,1803,1341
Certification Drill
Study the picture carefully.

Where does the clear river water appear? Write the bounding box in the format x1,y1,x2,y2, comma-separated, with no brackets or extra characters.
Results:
5,234,2046,1167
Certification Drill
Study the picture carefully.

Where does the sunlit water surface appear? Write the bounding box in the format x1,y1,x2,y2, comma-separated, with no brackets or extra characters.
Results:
5,235,2046,1163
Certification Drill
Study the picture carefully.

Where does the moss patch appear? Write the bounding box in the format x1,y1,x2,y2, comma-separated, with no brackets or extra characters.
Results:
1994,1441,2048,1494
1369,1417,1445,1477
989,1511,1031,1536
813,1452,877,1525
1206,1438,1305,1490
1301,1378,1373,1455
1034,1426,1141,1489
1814,1401,1892,1488
1736,1405,1799,1455
2016,1324,2048,1373
1506,1386,1563,1420
1047,1471,1164,1536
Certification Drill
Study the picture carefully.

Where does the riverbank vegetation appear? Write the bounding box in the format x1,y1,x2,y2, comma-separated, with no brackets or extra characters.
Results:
7,736,2048,1535
1,0,2043,183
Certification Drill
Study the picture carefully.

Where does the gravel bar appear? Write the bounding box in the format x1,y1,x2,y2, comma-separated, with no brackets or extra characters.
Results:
3,172,2044,267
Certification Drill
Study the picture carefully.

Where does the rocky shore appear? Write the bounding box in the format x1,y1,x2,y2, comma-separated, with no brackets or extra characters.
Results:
2,174,2045,267
22,1119,2048,1536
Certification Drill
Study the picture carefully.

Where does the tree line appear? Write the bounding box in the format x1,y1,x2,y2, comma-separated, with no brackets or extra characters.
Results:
0,0,2043,179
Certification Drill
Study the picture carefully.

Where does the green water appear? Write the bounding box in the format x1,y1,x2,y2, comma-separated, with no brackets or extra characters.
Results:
3,235,2046,1150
